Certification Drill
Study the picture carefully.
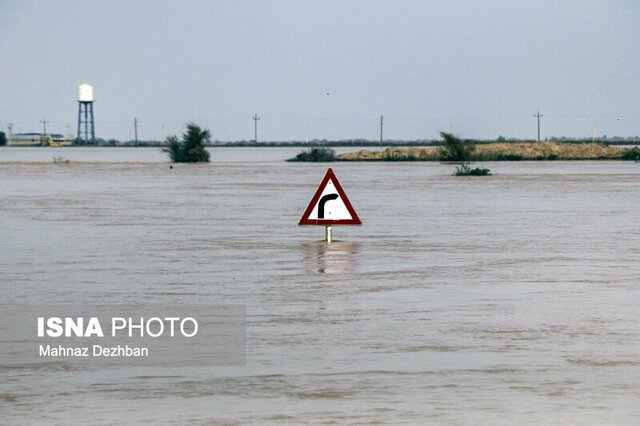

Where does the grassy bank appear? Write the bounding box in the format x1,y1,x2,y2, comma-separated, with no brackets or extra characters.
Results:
337,142,640,161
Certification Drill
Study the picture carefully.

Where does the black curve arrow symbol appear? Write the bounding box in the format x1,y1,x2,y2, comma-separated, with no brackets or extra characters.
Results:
318,193,339,219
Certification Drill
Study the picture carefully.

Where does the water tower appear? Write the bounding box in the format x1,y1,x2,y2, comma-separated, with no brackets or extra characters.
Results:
77,84,95,144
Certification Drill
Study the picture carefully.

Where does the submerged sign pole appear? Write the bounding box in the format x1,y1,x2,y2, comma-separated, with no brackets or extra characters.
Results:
299,168,361,244
325,226,332,244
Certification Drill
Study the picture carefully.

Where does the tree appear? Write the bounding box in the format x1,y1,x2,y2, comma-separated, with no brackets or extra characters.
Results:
439,131,491,176
439,131,475,162
0,131,6,146
164,123,211,163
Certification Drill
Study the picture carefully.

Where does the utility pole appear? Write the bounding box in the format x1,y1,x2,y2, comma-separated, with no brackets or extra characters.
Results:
7,123,13,144
134,118,139,145
40,117,49,137
252,113,260,143
534,111,542,142
40,117,49,144
380,115,384,144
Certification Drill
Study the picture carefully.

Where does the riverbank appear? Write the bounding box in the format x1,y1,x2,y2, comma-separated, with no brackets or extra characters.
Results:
337,142,640,161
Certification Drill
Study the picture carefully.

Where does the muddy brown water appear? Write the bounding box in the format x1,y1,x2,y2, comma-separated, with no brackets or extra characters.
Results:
1,147,639,424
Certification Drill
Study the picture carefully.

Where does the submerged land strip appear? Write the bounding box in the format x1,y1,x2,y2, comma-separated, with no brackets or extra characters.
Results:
337,142,640,161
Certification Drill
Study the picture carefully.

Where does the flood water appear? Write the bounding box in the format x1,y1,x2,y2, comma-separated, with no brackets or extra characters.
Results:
1,147,639,424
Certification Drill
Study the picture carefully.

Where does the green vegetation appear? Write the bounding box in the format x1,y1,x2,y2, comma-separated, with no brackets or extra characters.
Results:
454,163,491,176
287,147,336,162
437,133,492,176
439,131,475,161
163,123,210,163
0,131,5,146
621,147,640,161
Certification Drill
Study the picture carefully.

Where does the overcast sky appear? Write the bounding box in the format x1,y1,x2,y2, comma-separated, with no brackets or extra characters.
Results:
1,0,639,141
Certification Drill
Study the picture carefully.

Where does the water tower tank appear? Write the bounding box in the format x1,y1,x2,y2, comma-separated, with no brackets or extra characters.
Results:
78,84,94,102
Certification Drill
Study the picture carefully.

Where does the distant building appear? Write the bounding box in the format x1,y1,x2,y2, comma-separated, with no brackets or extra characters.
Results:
9,133,73,147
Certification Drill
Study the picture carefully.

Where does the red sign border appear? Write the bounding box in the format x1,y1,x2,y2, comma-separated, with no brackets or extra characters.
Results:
299,168,362,226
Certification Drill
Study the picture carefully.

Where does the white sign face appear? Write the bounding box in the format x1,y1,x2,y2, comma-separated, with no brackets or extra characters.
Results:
299,168,361,226
306,179,353,221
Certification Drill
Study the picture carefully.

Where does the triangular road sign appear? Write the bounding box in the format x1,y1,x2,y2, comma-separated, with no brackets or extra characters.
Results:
299,168,362,225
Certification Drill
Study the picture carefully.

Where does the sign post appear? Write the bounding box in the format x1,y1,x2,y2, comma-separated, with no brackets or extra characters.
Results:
299,168,361,243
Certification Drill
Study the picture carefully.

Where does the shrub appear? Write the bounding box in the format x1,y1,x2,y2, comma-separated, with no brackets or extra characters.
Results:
621,147,640,161
454,162,491,176
547,153,559,161
164,123,211,163
496,153,523,161
288,147,336,162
